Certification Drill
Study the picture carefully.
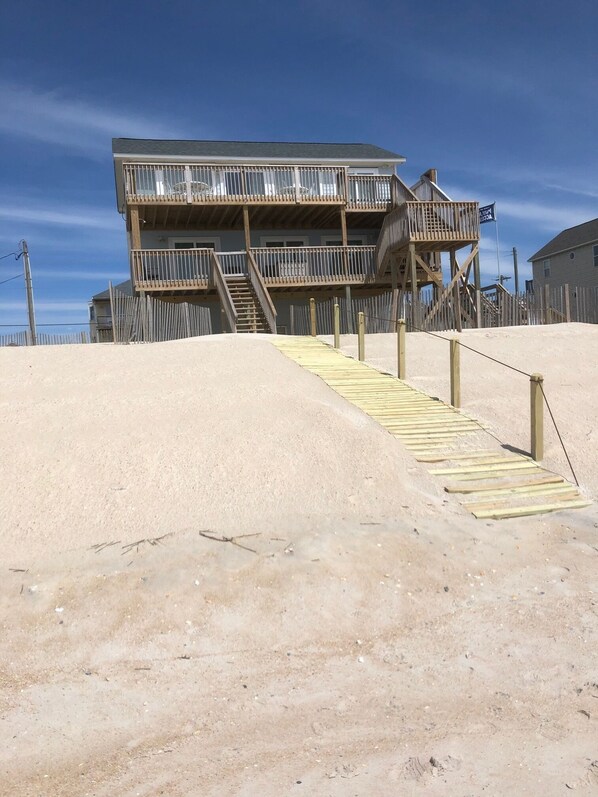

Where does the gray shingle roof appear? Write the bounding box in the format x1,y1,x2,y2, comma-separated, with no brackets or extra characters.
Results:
529,218,598,261
112,138,405,162
92,279,132,301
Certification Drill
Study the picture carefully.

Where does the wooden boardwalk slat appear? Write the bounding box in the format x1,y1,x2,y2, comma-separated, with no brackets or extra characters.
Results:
272,338,589,521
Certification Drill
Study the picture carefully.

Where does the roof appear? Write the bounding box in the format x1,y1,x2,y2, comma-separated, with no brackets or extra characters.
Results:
529,218,598,261
112,138,405,163
92,279,132,301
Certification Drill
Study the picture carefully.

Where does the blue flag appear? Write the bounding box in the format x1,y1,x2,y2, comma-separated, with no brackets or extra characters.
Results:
479,203,496,224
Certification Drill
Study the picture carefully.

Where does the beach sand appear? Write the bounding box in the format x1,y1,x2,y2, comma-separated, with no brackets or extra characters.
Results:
1,328,597,795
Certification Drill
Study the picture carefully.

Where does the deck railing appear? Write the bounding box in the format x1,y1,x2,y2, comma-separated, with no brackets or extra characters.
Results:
123,163,393,209
375,201,480,275
346,175,391,210
131,246,377,290
124,163,346,204
131,248,212,290
406,201,479,241
252,246,376,286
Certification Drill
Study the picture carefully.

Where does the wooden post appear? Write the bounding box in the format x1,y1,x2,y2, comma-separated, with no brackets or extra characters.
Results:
345,284,353,333
564,284,571,322
108,280,116,343
397,318,406,379
543,283,551,324
450,250,462,333
408,243,417,330
358,311,365,361
129,206,142,250
390,259,399,332
530,373,544,461
290,305,295,335
512,246,520,295
333,302,340,348
310,297,317,337
473,246,482,328
450,338,460,408
242,205,251,272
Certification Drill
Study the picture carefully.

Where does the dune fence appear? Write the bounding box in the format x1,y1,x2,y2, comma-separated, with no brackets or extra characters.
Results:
0,330,90,347
295,283,598,336
109,287,212,344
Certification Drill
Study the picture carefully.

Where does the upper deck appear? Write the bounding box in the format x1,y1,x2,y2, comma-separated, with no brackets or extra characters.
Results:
121,162,393,212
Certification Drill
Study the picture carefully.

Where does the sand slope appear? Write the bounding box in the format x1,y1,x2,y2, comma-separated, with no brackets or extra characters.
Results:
1,330,597,796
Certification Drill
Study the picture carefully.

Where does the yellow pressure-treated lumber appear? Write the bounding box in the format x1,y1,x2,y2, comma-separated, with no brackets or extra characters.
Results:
472,500,591,520
444,474,564,493
429,461,539,476
462,485,580,503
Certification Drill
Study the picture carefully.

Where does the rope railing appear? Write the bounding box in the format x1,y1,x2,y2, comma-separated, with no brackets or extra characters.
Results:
311,299,580,487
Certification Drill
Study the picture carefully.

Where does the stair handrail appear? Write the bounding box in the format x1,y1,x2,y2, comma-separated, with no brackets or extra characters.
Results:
210,252,238,333
247,251,277,334
374,203,410,277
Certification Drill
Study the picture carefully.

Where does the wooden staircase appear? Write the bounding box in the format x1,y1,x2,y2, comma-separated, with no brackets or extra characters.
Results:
225,276,270,333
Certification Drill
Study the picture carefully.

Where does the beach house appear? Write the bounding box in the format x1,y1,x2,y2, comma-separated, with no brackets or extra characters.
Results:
529,218,598,293
110,138,480,333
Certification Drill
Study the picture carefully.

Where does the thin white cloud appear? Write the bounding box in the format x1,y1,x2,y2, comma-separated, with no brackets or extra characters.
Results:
34,269,129,281
0,80,188,155
0,203,120,231
444,184,595,232
0,300,88,312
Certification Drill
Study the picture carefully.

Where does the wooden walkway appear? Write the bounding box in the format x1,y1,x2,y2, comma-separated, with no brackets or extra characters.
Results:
272,337,590,520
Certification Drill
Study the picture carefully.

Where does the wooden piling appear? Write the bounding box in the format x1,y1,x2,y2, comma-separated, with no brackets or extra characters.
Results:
450,338,461,408
358,311,365,361
397,318,406,379
333,303,340,348
564,284,571,322
309,298,316,337
530,373,544,461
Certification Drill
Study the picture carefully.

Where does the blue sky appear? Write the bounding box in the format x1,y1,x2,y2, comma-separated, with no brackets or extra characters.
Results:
1,0,596,330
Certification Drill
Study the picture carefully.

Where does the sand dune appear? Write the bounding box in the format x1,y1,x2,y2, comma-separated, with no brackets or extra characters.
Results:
1,329,597,796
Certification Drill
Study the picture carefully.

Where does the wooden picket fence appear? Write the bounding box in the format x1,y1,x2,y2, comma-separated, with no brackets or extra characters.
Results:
110,288,212,343
0,330,89,347
292,284,598,335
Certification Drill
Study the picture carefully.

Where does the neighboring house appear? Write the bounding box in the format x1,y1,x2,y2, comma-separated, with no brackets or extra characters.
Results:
102,138,480,334
89,279,132,342
529,218,598,292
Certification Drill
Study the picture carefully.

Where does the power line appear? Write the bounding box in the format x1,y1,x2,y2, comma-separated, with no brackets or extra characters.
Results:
0,274,22,287
0,251,23,261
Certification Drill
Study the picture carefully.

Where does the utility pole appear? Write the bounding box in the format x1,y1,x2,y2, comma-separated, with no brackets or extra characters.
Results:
22,240,37,345
512,246,520,295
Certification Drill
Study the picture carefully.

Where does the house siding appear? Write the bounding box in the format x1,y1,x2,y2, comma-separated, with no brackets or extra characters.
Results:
139,228,378,250
531,241,598,292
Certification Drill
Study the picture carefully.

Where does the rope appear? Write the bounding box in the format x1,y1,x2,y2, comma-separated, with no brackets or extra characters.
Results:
356,310,580,486
539,382,579,486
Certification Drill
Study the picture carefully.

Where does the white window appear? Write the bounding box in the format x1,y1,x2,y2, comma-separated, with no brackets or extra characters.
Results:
594,244,598,267
169,237,220,250
543,259,551,277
